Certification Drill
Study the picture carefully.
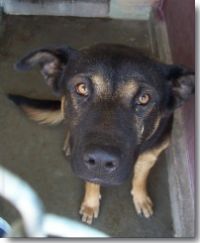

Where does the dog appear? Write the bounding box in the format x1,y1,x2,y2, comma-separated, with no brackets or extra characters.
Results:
8,43,194,224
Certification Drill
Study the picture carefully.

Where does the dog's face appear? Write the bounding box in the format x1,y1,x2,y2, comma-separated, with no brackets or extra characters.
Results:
16,44,194,186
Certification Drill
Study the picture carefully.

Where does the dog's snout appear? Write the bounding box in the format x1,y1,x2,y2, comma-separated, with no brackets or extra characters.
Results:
84,148,119,173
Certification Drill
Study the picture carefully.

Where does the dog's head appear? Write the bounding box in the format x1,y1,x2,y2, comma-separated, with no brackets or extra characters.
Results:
15,44,194,186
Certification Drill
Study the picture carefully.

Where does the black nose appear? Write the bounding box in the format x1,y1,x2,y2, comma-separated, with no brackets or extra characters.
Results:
83,148,119,173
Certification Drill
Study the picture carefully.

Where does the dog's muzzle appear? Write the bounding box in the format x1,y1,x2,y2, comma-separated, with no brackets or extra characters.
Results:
71,143,133,186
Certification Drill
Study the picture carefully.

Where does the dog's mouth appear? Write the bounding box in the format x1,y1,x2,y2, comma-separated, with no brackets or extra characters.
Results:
82,176,125,187
71,165,131,187
69,138,136,186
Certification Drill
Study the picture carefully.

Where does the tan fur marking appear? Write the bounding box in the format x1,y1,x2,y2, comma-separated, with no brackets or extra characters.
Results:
22,106,64,125
21,96,66,125
135,117,144,143
146,115,161,141
118,81,138,100
79,182,101,224
131,138,170,217
91,74,109,97
61,96,65,116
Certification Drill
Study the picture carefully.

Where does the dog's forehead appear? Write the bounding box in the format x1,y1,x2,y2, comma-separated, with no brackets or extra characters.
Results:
90,73,139,99
72,66,155,101
68,44,164,99
80,46,157,82
91,74,110,97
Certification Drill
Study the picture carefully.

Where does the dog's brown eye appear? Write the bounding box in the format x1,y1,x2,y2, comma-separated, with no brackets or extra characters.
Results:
138,93,150,105
75,83,88,96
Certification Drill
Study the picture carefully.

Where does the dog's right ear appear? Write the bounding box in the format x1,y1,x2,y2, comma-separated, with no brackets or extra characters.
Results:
15,46,80,96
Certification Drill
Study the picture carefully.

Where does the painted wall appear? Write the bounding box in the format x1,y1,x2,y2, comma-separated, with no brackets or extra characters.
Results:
163,0,195,193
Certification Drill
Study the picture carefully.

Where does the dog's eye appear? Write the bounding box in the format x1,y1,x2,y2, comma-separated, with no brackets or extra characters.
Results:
137,93,150,105
75,83,88,96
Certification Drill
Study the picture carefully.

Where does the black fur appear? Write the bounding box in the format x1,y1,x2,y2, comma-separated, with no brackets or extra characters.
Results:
8,94,61,111
10,43,195,186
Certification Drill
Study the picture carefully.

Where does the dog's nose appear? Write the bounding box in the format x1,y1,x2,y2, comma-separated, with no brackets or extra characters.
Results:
83,149,119,173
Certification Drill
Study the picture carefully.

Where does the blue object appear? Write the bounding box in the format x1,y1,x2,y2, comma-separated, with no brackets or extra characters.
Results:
0,217,11,237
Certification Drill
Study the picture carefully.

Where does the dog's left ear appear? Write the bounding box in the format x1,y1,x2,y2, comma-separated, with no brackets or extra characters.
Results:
160,64,195,110
15,46,80,96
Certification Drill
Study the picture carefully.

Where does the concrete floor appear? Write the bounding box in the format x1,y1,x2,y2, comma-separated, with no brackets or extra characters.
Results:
0,15,173,237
